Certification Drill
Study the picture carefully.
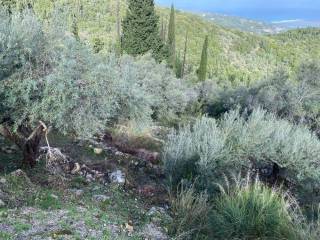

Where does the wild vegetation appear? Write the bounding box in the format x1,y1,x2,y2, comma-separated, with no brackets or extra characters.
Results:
0,0,320,239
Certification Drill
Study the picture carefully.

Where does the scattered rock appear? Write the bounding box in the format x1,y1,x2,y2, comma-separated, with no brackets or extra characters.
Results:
0,146,16,154
50,194,59,200
0,199,5,207
141,223,168,240
147,207,167,217
94,148,103,155
115,151,125,156
0,178,6,184
70,189,84,197
92,194,110,202
109,170,126,185
41,147,71,175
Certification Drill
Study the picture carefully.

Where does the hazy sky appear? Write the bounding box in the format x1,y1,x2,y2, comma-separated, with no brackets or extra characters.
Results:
156,0,320,21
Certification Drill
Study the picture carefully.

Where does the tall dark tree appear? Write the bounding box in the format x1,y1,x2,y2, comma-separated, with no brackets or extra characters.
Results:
167,4,176,68
115,0,122,55
122,0,167,61
181,30,188,78
197,36,209,81
116,0,121,43
71,14,80,41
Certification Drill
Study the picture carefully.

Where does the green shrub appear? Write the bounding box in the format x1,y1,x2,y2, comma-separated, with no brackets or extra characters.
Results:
169,185,209,240
163,108,320,193
205,62,320,136
210,174,300,240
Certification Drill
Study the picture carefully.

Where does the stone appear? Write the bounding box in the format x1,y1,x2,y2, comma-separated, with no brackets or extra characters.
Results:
0,199,5,208
109,170,125,185
147,207,166,217
50,194,59,200
141,223,168,240
94,148,103,155
0,178,6,184
92,195,110,202
70,189,84,197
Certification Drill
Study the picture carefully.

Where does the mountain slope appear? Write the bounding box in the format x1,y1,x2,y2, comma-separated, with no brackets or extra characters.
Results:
200,12,283,34
30,0,320,85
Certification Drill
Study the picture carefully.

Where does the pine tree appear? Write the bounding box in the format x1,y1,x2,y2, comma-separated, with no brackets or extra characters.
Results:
122,0,167,61
167,4,176,68
197,36,209,81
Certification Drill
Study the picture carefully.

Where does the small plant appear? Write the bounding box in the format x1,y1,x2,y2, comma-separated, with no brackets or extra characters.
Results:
210,173,300,240
33,191,62,210
169,184,209,240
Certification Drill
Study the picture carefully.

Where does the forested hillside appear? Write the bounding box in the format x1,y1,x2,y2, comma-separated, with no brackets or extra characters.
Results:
24,0,320,85
1,0,320,239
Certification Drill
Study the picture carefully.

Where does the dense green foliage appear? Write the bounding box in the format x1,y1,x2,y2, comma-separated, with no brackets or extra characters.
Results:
1,1,320,239
121,0,166,61
205,61,320,135
11,0,319,85
163,109,320,193
211,176,299,239
167,4,176,69
169,185,209,239
0,10,191,139
197,36,208,81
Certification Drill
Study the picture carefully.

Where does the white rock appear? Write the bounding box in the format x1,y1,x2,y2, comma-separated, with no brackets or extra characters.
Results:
141,223,168,240
109,170,126,185
147,207,166,217
94,148,103,155
70,189,84,197
92,195,110,202
0,178,6,184
50,194,59,200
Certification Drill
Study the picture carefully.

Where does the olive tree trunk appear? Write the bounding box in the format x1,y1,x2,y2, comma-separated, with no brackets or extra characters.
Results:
0,123,46,167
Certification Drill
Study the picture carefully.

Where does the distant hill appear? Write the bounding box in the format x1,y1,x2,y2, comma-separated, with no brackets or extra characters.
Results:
199,12,284,34
199,12,320,34
29,0,320,85
272,19,320,30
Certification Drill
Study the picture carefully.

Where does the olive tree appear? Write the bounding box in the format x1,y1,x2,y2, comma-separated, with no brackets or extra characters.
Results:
0,10,192,167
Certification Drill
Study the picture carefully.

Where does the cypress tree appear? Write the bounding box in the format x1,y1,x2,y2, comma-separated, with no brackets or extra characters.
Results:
175,51,183,78
181,30,188,78
115,0,122,55
197,36,209,81
71,14,80,41
122,0,167,61
167,4,176,68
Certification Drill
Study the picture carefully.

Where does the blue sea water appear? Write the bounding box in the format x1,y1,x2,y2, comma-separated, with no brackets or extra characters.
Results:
156,0,320,23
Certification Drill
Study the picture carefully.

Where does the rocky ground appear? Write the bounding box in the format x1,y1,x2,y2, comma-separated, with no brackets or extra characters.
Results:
0,132,172,240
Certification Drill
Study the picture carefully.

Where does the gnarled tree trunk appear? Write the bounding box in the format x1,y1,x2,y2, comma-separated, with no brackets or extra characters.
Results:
0,122,46,167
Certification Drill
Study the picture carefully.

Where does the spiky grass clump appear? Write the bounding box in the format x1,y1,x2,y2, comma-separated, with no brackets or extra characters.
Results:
169,185,209,240
210,174,300,240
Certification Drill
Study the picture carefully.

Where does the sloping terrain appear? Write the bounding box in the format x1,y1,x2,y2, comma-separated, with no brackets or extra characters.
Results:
28,0,320,85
